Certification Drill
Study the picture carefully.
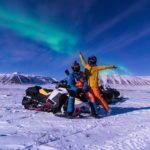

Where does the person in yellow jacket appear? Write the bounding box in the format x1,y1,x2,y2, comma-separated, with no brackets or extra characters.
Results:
79,51,117,114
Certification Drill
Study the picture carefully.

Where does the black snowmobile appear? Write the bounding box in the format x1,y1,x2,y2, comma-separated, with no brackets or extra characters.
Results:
99,85,123,104
22,80,89,114
22,84,68,113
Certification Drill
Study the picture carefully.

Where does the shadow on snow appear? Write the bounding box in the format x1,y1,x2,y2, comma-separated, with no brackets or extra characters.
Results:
110,106,150,116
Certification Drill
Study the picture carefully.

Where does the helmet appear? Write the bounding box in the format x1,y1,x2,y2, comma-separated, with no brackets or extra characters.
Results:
88,55,97,66
71,61,80,72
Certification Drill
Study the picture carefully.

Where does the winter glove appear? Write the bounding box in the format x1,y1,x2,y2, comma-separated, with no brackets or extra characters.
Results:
65,69,70,76
68,90,76,97
78,50,82,55
82,87,88,93
76,89,85,98
76,88,83,94
112,65,117,69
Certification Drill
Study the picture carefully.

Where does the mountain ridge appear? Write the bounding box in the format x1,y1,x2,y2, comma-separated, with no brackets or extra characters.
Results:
0,72,150,86
99,74,150,86
0,72,56,84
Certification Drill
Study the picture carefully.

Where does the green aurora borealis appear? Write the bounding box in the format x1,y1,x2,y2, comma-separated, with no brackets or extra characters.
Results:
0,6,79,53
1,0,148,76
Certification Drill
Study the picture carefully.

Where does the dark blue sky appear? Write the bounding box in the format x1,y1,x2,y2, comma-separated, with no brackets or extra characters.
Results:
0,0,150,79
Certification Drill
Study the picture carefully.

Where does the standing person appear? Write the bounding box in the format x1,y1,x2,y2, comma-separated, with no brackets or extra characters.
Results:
79,51,117,115
67,60,100,118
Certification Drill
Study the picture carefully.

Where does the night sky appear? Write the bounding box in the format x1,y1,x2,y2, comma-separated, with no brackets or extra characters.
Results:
0,0,150,79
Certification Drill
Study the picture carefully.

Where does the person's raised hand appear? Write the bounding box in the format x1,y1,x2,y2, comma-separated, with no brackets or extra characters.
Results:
78,50,82,55
113,65,117,69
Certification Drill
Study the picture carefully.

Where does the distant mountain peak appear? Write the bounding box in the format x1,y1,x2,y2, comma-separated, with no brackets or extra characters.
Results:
0,73,56,85
99,74,150,86
12,72,20,75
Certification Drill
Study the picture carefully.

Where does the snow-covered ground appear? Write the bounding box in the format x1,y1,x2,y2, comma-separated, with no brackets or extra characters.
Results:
0,85,150,150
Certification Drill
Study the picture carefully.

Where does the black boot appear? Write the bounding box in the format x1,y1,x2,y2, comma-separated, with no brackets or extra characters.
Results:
92,114,101,119
66,112,75,119
89,102,101,119
88,102,96,116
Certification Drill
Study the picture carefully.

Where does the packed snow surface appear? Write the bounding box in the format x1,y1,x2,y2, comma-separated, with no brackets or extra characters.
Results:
0,85,150,150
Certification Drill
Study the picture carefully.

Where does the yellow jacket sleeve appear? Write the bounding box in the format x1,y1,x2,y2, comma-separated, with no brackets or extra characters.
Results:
96,65,114,71
79,53,91,70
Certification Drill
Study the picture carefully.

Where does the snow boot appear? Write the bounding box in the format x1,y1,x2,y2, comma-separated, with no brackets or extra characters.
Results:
105,108,111,116
89,102,101,118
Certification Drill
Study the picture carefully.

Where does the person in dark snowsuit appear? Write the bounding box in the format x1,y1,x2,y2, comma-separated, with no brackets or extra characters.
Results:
67,61,99,118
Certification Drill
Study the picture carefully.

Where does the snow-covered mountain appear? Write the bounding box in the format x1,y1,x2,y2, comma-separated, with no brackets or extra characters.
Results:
0,72,56,84
0,72,150,86
99,74,150,86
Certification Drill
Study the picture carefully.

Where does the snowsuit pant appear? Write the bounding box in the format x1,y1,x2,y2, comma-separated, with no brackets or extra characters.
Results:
67,97,75,113
88,87,109,112
67,93,99,115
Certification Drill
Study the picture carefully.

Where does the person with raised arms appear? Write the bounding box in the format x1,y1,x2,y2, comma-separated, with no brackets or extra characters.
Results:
79,51,117,115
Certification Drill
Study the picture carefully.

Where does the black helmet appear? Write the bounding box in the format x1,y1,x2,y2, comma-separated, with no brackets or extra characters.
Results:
71,61,80,72
88,55,97,66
